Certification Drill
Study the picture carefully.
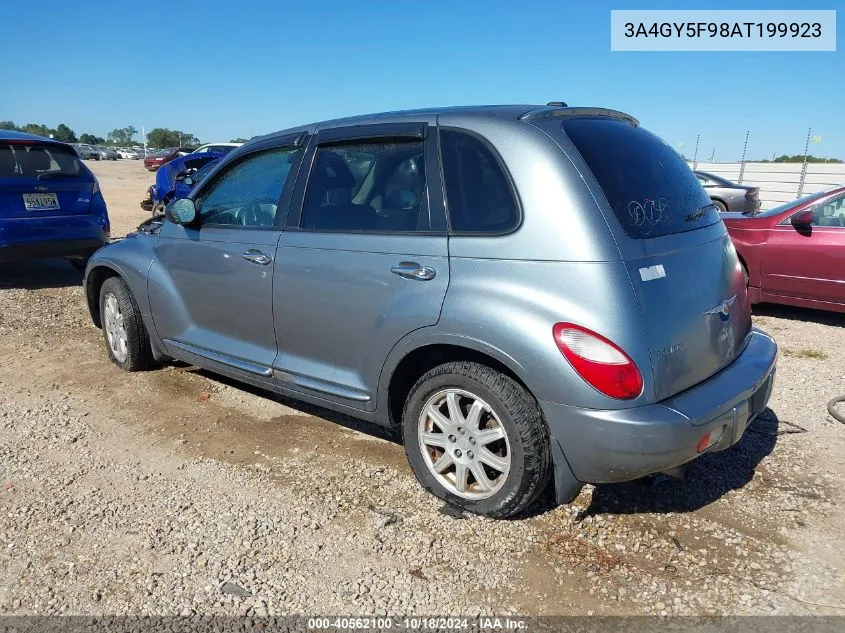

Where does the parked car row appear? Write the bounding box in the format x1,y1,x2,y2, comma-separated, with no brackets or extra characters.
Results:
71,144,157,161
143,143,241,171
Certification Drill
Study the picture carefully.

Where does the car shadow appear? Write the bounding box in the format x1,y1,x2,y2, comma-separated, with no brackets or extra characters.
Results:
178,363,399,444
579,407,790,517
0,259,83,290
170,363,789,521
753,302,845,327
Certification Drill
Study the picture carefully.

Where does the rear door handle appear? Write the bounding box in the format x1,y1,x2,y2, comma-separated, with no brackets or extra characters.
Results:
242,249,273,265
390,261,436,281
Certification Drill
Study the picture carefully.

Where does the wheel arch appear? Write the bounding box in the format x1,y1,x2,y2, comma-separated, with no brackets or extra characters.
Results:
85,263,123,328
378,332,533,435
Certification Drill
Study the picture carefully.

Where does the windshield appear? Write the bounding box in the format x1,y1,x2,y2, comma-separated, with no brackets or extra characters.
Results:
0,142,85,179
699,172,734,187
561,117,720,239
752,190,832,218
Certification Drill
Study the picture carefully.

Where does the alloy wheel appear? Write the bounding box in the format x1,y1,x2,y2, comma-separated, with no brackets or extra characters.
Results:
417,388,511,500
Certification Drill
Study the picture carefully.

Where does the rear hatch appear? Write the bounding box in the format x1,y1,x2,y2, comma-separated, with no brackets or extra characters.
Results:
0,141,95,218
544,115,752,401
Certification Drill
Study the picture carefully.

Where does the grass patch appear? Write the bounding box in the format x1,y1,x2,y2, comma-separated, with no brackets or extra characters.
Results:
782,348,829,360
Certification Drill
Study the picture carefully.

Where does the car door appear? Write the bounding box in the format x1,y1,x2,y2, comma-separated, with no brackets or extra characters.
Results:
148,136,305,381
272,121,449,409
761,192,845,305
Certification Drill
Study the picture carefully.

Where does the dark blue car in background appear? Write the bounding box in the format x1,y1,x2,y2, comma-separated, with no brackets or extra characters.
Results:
141,153,222,214
0,130,110,270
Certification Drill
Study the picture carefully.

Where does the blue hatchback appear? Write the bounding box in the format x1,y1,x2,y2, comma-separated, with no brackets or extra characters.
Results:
0,130,110,269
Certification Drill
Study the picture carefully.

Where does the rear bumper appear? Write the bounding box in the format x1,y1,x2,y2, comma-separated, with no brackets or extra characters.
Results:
0,236,107,262
727,198,761,214
542,328,778,484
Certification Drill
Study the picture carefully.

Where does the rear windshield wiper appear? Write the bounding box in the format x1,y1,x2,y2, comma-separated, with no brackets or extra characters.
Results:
36,171,78,180
685,203,716,222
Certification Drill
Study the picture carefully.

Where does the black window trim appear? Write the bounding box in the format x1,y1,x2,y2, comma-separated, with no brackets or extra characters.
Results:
187,133,308,231
285,123,449,236
315,122,427,144
437,126,523,237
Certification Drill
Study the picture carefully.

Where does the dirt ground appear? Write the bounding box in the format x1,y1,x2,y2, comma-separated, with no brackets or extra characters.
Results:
1,159,844,617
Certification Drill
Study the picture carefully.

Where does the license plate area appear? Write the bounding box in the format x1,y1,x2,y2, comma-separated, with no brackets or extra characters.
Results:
23,192,59,211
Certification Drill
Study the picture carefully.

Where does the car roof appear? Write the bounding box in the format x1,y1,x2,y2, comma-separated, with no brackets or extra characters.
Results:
251,104,551,143
0,129,67,145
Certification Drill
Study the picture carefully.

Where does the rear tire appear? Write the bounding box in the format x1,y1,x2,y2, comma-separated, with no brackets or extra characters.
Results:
402,361,551,518
99,276,154,372
713,199,727,213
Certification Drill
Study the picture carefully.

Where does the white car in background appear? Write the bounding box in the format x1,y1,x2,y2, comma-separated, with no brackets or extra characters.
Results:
192,142,242,156
117,148,140,159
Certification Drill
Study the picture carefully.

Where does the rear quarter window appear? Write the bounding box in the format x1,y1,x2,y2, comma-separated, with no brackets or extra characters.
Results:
440,129,519,234
561,118,719,239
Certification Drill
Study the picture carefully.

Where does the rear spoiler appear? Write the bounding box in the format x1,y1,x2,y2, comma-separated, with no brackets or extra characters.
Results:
520,106,639,127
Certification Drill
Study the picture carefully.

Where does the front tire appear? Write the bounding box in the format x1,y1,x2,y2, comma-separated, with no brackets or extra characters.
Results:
402,361,551,518
99,276,154,372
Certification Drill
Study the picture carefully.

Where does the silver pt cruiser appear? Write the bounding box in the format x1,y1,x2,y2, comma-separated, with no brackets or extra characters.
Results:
84,104,777,518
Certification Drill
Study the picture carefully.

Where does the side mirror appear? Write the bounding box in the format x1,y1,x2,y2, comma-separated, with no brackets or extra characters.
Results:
164,198,197,225
183,176,194,186
791,209,815,229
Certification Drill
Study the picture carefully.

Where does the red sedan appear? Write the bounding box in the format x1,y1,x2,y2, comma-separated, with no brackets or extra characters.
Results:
723,185,845,313
143,147,194,171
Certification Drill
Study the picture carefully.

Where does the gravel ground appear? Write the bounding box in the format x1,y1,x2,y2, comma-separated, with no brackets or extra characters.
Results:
1,160,844,617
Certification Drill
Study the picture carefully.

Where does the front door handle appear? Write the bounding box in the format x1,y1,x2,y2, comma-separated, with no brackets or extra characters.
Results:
242,249,273,265
390,261,436,281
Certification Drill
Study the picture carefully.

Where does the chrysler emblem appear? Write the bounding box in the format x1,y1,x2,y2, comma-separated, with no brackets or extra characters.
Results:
705,295,737,320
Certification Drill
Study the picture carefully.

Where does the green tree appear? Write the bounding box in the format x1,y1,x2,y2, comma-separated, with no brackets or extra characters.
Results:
79,133,104,145
147,128,198,148
230,137,248,143
107,125,137,145
54,123,77,143
0,120,21,131
22,123,55,138
772,154,843,164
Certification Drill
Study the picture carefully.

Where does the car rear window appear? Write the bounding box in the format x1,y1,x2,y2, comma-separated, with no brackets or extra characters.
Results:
0,143,85,180
561,118,719,239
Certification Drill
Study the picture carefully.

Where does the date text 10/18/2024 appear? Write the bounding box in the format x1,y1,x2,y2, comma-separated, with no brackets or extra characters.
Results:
307,616,528,630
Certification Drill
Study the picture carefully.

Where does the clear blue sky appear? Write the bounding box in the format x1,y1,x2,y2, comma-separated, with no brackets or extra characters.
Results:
1,0,842,160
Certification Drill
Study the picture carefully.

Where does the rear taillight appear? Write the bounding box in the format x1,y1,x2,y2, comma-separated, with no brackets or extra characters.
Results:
92,178,100,195
553,323,643,400
745,189,759,201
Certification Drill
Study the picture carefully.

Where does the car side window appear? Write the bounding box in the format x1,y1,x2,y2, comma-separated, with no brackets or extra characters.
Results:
195,147,297,228
440,129,519,234
300,139,428,232
812,193,845,228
